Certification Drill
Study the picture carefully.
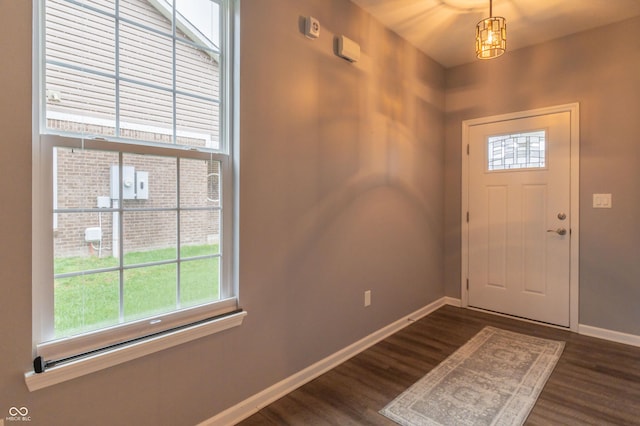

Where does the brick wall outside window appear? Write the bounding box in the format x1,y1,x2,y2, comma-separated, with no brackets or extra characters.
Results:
53,121,221,259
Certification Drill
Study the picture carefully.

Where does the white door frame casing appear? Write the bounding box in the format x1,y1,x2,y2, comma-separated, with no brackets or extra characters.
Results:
461,103,580,332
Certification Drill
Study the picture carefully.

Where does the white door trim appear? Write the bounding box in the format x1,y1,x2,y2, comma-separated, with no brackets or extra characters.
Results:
461,103,580,331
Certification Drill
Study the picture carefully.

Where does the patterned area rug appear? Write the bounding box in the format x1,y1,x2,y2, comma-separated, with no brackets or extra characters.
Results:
380,326,564,426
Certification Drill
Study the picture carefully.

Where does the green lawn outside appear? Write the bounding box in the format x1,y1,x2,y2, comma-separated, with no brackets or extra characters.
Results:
54,244,220,338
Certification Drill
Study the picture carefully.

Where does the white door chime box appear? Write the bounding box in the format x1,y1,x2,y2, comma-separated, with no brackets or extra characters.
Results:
337,35,360,62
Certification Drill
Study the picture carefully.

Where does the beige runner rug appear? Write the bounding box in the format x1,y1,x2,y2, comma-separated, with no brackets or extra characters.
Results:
380,326,564,426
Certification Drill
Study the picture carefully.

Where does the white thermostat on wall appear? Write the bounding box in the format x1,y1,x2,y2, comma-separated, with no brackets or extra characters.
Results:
305,16,320,39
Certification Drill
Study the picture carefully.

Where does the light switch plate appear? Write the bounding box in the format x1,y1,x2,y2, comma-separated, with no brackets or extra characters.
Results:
593,193,612,208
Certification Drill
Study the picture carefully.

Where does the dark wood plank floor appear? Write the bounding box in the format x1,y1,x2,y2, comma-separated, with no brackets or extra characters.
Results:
237,305,640,426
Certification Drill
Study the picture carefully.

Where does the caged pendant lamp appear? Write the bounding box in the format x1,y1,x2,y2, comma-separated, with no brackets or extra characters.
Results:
476,0,506,59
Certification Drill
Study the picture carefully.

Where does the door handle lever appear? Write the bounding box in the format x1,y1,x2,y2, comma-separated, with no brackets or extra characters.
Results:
547,228,567,236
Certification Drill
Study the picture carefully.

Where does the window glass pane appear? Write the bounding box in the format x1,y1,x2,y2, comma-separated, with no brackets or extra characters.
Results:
180,210,221,257
175,0,220,48
54,148,118,210
54,271,120,338
176,94,220,149
180,257,220,308
175,40,219,100
207,165,221,205
119,153,177,265
46,1,115,74
487,130,546,171
53,148,119,274
67,0,115,14
46,64,116,136
121,154,177,208
179,158,220,256
123,211,177,266
119,82,173,142
123,264,177,321
54,212,119,274
119,0,172,34
119,21,173,89
180,158,221,208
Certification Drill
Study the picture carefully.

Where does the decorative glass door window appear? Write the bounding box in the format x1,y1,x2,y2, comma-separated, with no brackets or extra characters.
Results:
487,130,546,171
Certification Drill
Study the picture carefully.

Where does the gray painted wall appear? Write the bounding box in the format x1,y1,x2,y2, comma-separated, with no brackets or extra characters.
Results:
444,16,640,335
0,0,445,424
3,0,638,423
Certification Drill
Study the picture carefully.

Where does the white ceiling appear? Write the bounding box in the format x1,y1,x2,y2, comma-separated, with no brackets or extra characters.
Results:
350,0,640,68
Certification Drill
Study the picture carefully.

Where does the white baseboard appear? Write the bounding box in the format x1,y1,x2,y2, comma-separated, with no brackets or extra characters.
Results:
578,324,640,348
199,296,456,426
443,296,462,307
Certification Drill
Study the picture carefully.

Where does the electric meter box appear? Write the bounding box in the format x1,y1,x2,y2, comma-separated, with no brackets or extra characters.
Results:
96,196,111,208
110,165,136,200
85,227,102,243
136,171,149,200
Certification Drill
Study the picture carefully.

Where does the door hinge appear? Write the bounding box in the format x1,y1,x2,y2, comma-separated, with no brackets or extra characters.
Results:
467,144,470,155
466,211,469,223
466,278,469,290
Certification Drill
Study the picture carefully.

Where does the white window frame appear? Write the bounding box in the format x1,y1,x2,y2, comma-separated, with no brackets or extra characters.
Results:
28,0,242,391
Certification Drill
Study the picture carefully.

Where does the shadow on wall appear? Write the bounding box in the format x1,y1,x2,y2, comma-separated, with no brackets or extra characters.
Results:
284,18,445,274
236,2,445,380
275,15,445,362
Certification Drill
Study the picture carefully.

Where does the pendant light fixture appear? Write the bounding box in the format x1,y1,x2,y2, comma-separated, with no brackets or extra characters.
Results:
475,0,506,59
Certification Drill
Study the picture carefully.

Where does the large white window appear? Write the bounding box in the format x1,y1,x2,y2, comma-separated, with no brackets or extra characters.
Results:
31,0,239,378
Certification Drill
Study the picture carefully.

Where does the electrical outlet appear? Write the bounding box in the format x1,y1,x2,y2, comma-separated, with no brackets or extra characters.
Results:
364,290,371,307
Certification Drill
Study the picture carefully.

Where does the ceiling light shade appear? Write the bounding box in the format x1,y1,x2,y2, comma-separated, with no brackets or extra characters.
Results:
476,0,506,59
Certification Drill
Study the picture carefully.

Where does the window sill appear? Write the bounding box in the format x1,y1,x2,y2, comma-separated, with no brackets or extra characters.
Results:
25,310,247,392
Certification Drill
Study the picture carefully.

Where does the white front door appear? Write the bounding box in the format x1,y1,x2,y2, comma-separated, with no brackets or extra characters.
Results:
467,111,572,327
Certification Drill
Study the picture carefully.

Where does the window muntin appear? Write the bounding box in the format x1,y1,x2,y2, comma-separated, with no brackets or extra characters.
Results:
35,0,234,358
487,130,546,171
